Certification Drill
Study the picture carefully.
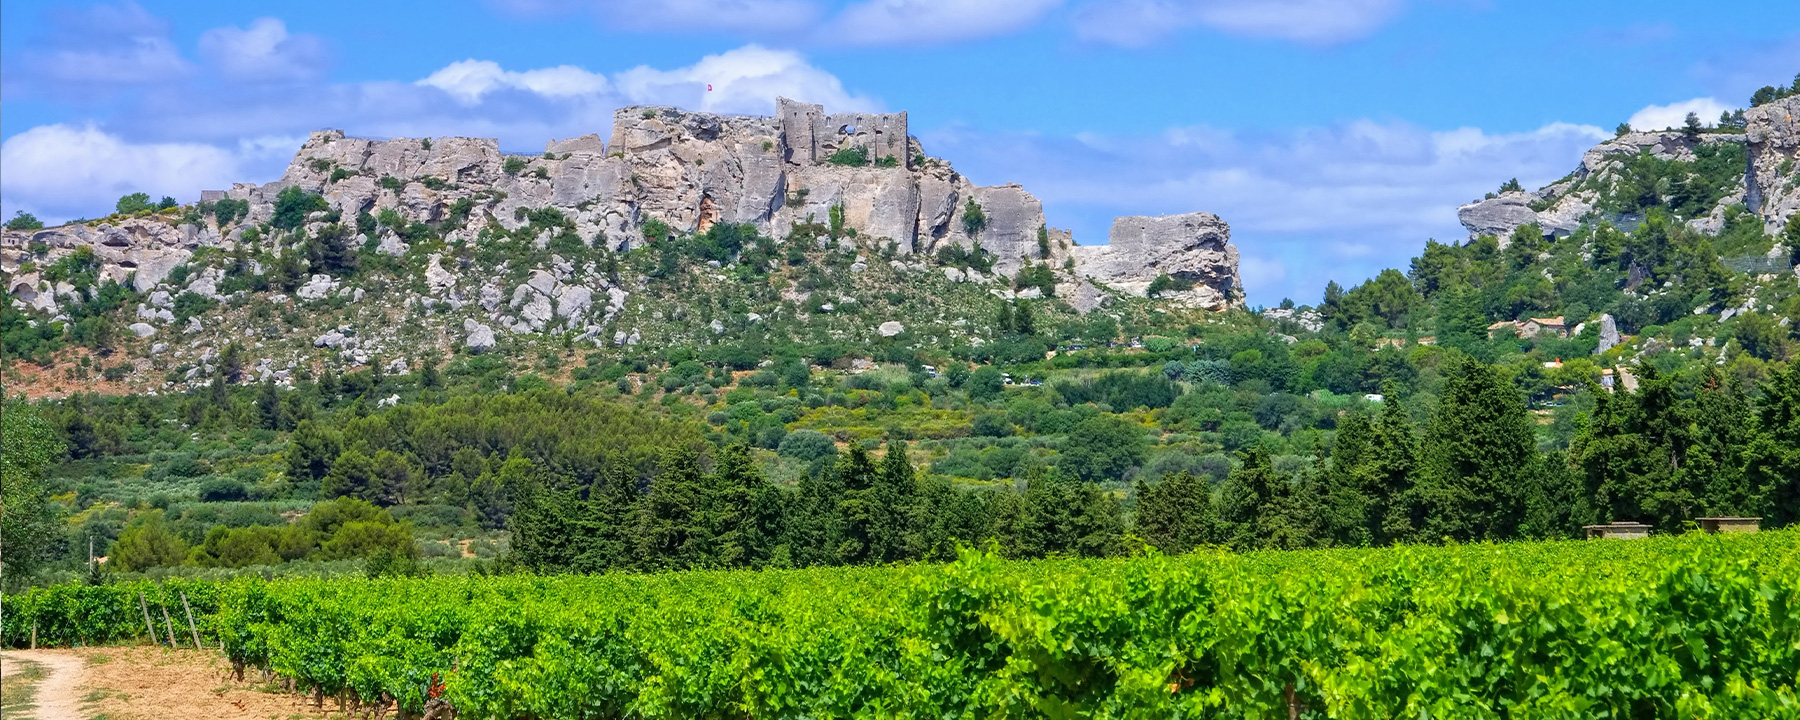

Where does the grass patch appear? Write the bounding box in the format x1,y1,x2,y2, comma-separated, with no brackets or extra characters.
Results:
0,657,46,715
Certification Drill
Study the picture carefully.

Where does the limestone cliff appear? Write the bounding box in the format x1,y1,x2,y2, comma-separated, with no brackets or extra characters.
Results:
5,98,1241,318
1456,95,1800,246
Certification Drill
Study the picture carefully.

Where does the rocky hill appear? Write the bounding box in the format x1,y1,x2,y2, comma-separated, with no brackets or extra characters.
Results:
2,99,1242,395
1458,95,1799,243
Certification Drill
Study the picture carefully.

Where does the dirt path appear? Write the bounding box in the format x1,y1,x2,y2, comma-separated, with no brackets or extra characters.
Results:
0,650,87,720
2,647,332,720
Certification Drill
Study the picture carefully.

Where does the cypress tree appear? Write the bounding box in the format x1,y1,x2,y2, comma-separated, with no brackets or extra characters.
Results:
1416,354,1536,541
1686,369,1755,517
869,440,923,563
636,449,713,570
1133,472,1218,554
577,466,642,572
1745,361,1800,526
1367,393,1419,544
708,444,771,568
1320,413,1373,547
1219,445,1299,550
510,483,584,573
834,445,882,564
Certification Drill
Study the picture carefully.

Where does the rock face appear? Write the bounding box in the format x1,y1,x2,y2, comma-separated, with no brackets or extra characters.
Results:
1452,109,1800,244
1070,212,1241,311
1746,96,1800,234
2,97,1246,339
1596,313,1622,354
0,217,212,294
1457,192,1541,244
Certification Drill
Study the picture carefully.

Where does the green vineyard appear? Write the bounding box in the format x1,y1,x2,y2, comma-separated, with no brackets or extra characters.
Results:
5,530,1798,719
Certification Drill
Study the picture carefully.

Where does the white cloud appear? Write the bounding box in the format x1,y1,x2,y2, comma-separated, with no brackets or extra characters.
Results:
487,0,823,35
419,60,612,104
1626,97,1733,132
926,119,1608,304
0,125,290,222
198,18,330,82
822,0,1063,46
612,45,879,113
1075,0,1407,46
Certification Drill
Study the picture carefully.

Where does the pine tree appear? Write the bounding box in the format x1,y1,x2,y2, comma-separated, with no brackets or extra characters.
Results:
1134,472,1218,554
285,419,341,484
1415,354,1536,541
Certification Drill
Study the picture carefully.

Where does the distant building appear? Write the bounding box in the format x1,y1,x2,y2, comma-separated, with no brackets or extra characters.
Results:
1584,522,1652,540
1695,517,1761,534
1523,316,1569,338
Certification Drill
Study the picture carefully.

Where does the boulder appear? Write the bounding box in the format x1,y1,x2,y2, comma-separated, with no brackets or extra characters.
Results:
1457,192,1540,245
463,320,497,353
878,321,905,337
1596,313,1621,354
425,253,457,292
555,284,593,319
375,232,408,257
1071,212,1241,311
296,274,338,301
128,322,158,338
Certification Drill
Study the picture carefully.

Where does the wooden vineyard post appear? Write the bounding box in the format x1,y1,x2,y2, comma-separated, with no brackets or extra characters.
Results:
139,593,160,645
161,604,180,648
181,591,202,649
30,620,37,650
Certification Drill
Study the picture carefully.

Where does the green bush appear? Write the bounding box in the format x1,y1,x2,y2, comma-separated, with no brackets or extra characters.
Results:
826,146,869,167
962,198,987,236
115,192,154,215
6,211,45,230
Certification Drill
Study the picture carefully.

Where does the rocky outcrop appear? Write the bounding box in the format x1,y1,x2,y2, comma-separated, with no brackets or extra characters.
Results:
3,97,1244,346
1454,121,1788,244
1070,212,1240,311
1456,192,1541,244
1746,96,1800,234
1,217,215,294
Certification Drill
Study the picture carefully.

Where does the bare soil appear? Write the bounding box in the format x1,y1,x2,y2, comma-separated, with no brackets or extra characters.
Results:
1,646,332,720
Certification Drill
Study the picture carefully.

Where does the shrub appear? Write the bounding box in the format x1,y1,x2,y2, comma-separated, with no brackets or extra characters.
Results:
198,477,250,502
777,429,838,463
115,192,154,215
826,146,869,167
213,198,250,226
5,211,43,230
962,199,987,236
1059,414,1149,481
503,157,529,175
874,154,900,168
271,186,328,230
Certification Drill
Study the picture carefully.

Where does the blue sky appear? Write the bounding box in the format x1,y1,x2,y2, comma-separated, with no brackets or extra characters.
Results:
3,0,1797,305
